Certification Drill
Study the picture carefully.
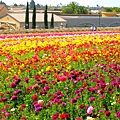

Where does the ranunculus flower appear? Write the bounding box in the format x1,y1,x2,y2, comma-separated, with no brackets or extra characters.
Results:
116,111,120,118
59,76,67,82
76,118,82,120
64,113,70,119
10,82,16,88
44,86,50,91
24,78,29,83
38,100,44,106
59,113,66,119
2,97,8,102
32,94,38,101
10,108,15,112
52,112,59,120
71,98,77,103
21,117,26,120
35,106,42,112
62,102,66,107
87,106,94,114
105,111,111,117
86,116,94,120
4,112,10,117
11,95,17,100
79,104,85,109
99,109,104,113
89,97,95,102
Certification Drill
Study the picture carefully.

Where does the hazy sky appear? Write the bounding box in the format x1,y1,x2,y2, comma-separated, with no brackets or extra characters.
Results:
3,0,120,7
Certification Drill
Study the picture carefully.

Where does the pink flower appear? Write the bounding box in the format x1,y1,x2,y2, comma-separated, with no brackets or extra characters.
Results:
11,95,17,100
52,112,59,120
87,106,94,114
4,112,10,117
2,118,5,120
59,76,67,82
44,86,50,91
71,98,77,103
116,111,120,118
21,117,26,120
24,78,29,83
89,97,95,102
10,82,16,88
99,110,104,113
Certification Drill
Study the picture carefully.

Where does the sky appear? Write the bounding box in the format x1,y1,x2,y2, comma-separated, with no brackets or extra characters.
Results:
2,0,120,7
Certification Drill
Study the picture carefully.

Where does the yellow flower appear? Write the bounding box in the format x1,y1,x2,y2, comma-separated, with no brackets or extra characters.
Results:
46,66,51,71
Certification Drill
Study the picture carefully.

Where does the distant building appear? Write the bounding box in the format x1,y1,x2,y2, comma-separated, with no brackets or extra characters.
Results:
60,14,120,27
0,13,66,29
10,6,25,10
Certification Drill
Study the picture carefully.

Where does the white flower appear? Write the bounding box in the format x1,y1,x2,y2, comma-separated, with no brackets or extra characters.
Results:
10,108,15,111
111,101,116,105
38,100,44,106
86,116,94,120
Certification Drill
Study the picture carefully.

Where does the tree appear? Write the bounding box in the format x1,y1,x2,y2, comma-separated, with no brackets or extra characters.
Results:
62,1,88,14
50,13,54,28
44,5,48,29
32,4,36,29
76,6,88,14
62,6,74,14
14,3,18,6
103,7,113,12
0,0,6,4
30,0,35,9
25,2,29,29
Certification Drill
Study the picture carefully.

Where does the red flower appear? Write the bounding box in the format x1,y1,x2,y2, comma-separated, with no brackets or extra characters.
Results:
79,104,85,109
83,82,88,87
41,79,48,84
59,113,70,119
21,117,26,120
65,113,70,119
72,86,76,88
105,111,111,117
22,104,26,107
60,114,66,119
32,94,38,101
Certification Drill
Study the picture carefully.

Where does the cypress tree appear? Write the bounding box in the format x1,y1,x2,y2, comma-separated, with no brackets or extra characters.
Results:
25,2,29,29
50,13,54,28
44,5,48,29
32,4,36,29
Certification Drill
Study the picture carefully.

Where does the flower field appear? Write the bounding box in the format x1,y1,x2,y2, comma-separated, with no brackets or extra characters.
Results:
0,31,120,120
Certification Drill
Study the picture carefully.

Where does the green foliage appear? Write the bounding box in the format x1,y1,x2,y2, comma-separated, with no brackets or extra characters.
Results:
0,0,5,4
44,5,48,29
76,6,88,14
84,23,90,27
32,4,36,29
62,1,88,14
13,3,18,6
50,13,54,28
25,2,29,29
103,7,120,12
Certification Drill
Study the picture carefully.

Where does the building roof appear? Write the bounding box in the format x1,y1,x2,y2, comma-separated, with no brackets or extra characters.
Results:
8,13,66,23
0,4,5,10
0,4,8,10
